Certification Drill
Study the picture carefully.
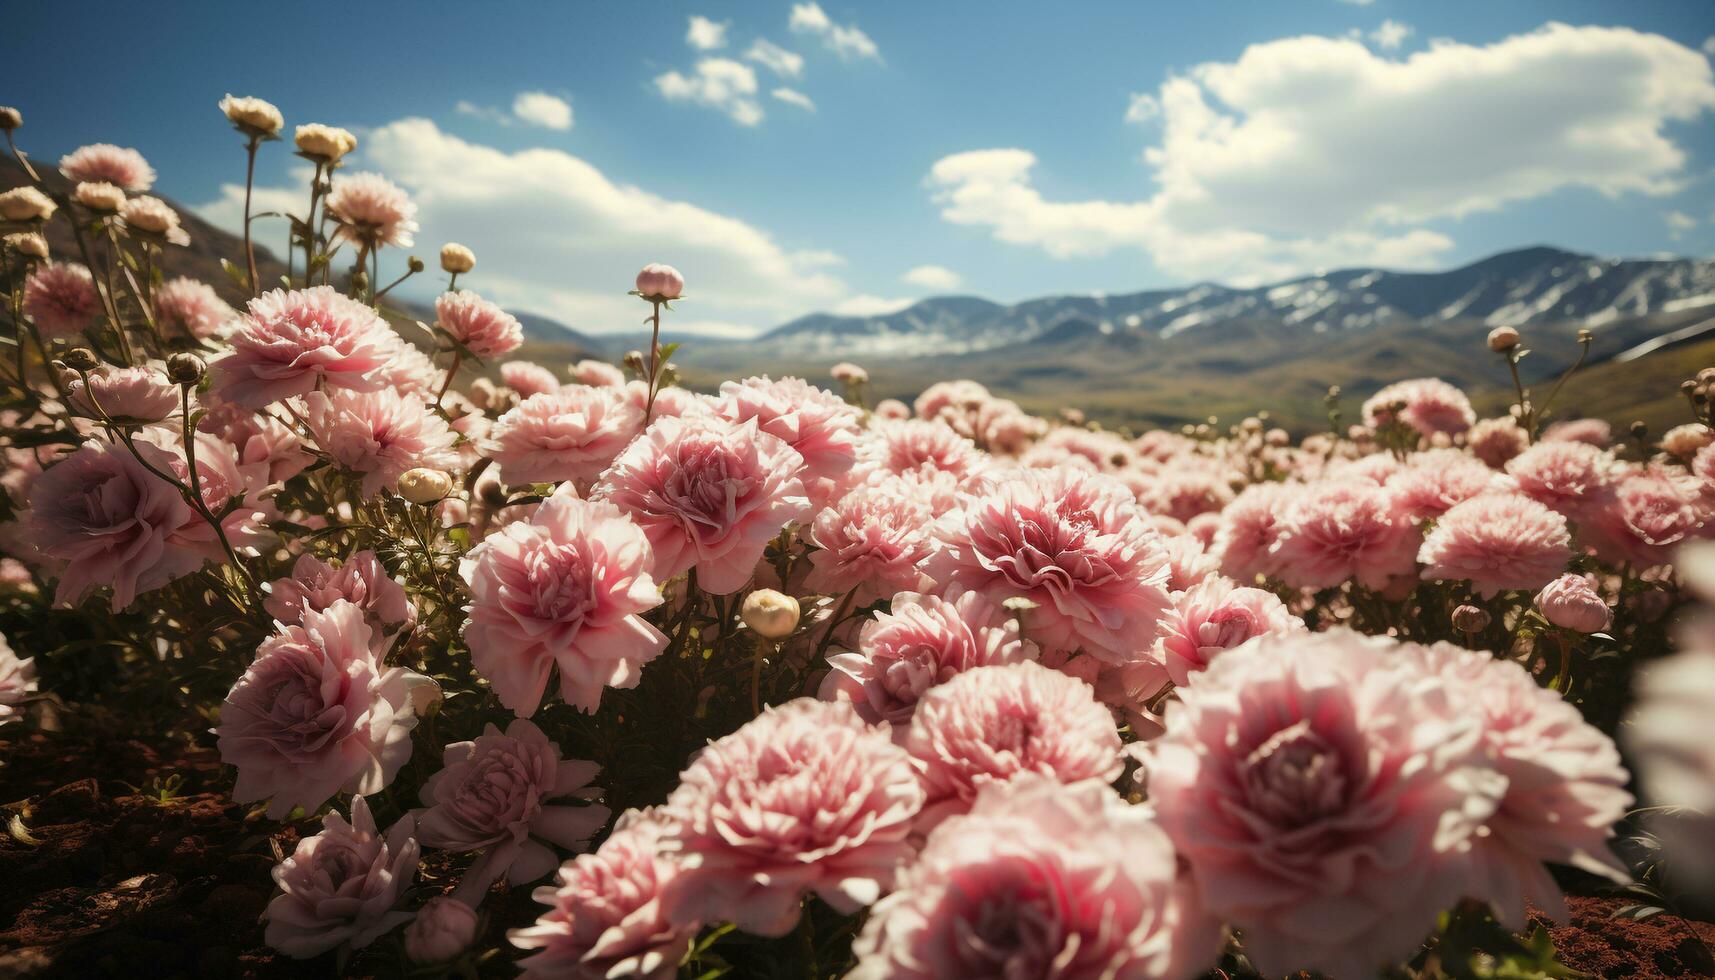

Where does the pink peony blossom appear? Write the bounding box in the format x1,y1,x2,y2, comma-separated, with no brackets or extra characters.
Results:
154,277,233,339
512,808,695,980
22,261,99,340
0,632,38,726
1586,472,1701,569
1504,440,1616,518
717,376,861,509
1136,468,1236,524
302,388,460,496
1160,532,1220,592
657,699,923,936
1211,481,1298,583
572,359,626,388
404,897,478,966
849,775,1217,980
1468,417,1530,469
502,360,563,399
905,661,1122,830
217,601,433,819
58,143,155,191
461,491,667,715
1141,629,1506,980
1542,417,1613,447
263,549,414,636
1536,573,1611,633
119,195,190,245
199,400,314,484
820,589,1036,728
1271,479,1421,590
264,796,419,958
211,286,392,408
914,379,991,422
417,718,609,886
873,398,910,420
1158,577,1304,686
804,482,934,604
436,289,523,359
859,418,984,480
326,171,418,248
924,466,1173,663
64,364,178,422
1419,493,1572,597
634,263,684,301
486,386,643,487
1362,377,1475,437
1386,449,1500,522
594,415,810,595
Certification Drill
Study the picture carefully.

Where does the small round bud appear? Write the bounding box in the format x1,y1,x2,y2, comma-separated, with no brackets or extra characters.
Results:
623,349,646,375
397,468,454,504
1486,326,1519,352
1630,421,1649,440
0,106,20,131
407,255,425,274
62,348,99,372
741,589,800,640
3,231,48,259
440,242,476,274
1451,604,1491,633
1577,328,1593,344
634,262,684,302
166,353,205,385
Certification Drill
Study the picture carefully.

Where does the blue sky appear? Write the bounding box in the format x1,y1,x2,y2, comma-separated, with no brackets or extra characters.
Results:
6,0,1715,336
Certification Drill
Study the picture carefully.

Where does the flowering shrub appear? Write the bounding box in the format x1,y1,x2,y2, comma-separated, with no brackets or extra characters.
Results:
1,95,1712,979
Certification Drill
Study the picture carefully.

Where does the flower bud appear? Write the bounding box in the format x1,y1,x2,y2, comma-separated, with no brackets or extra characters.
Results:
218,94,284,139
741,589,800,640
623,349,646,375
62,347,99,372
166,353,205,385
440,242,475,274
1698,368,1715,386
403,896,477,965
0,186,55,222
3,231,47,259
634,262,684,301
293,123,357,163
1536,574,1610,634
0,106,20,131
1486,326,1519,352
407,255,425,274
1630,421,1649,440
1452,604,1491,633
75,181,126,213
398,468,454,504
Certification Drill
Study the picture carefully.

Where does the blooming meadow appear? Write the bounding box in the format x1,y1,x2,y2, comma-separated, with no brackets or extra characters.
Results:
1,96,1713,978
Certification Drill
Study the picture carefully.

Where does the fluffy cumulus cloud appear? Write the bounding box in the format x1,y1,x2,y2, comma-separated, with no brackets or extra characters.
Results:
511,91,573,131
656,58,764,126
747,39,806,78
686,15,728,51
902,264,961,290
928,24,1715,284
1369,20,1413,50
196,119,848,337
789,2,881,62
772,88,816,112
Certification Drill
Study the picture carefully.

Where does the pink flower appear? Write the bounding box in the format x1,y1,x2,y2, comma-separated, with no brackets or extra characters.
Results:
264,796,419,958
1141,629,1506,980
820,589,1036,728
914,379,990,421
1504,440,1615,518
1160,532,1220,592
64,364,178,422
634,263,684,301
219,601,432,819
404,897,478,966
1468,417,1530,469
573,359,625,388
512,808,695,980
436,289,523,358
1386,449,1500,522
1362,377,1475,437
417,718,609,885
1626,644,1715,812
211,286,392,408
0,632,38,726
1419,493,1572,597
326,171,418,248
302,388,460,496
873,398,909,420
1542,417,1612,447
658,699,923,936
859,418,983,480
594,415,810,595
460,491,667,715
849,776,1217,980
22,261,99,340
486,387,643,487
717,376,861,509
1586,473,1701,568
1136,468,1236,524
1271,479,1421,589
1211,482,1298,583
154,277,232,339
1536,573,1611,633
264,549,414,636
502,360,563,398
59,143,155,191
199,400,314,484
905,661,1121,830
1158,577,1304,686
120,195,190,245
924,467,1173,663
804,482,934,603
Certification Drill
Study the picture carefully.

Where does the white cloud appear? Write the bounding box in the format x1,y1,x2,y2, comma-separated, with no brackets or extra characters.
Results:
455,100,510,125
772,87,816,111
686,15,728,51
1369,20,1413,50
511,91,573,131
1336,0,1375,6
1703,35,1715,55
1666,210,1697,238
1125,92,1161,124
902,264,962,290
927,24,1715,284
194,119,852,337
655,58,764,126
746,39,805,78
831,294,914,316
789,2,881,62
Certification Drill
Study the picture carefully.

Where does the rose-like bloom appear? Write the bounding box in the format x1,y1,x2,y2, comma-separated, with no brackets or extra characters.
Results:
22,261,98,341
404,897,478,966
302,388,460,496
717,376,861,509
440,242,476,274
326,171,419,248
461,491,667,715
487,387,643,487
64,364,178,422
850,776,1217,980
1662,423,1714,459
1141,629,1507,980
1136,468,1236,525
572,359,624,388
0,186,56,222
199,400,314,484
218,601,433,818
924,466,1173,663
1386,449,1500,522
436,289,523,358
1211,481,1297,583
1536,573,1611,633
1158,577,1304,686
1504,440,1616,518
821,589,1036,728
1408,642,1631,926
658,699,923,936
914,379,991,421
211,286,391,408
594,414,810,594
1160,531,1220,592
154,277,233,339
295,123,357,162
418,718,609,885
1585,473,1701,569
830,361,867,384
58,143,155,191
263,796,418,958
1362,377,1475,437
1271,479,1421,590
119,195,189,245
1542,417,1612,447
905,661,1122,830
804,482,934,603
1418,493,1572,597
859,418,984,480
502,360,562,398
512,808,694,980
264,549,414,636
634,263,683,301
1468,416,1530,469
75,180,125,212
0,632,38,726
219,93,285,137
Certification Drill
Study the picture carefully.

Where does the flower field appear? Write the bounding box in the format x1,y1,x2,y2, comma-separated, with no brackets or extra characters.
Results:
1,97,1714,979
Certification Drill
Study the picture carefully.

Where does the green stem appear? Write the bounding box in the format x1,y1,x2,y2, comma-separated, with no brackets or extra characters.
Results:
242,136,261,297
